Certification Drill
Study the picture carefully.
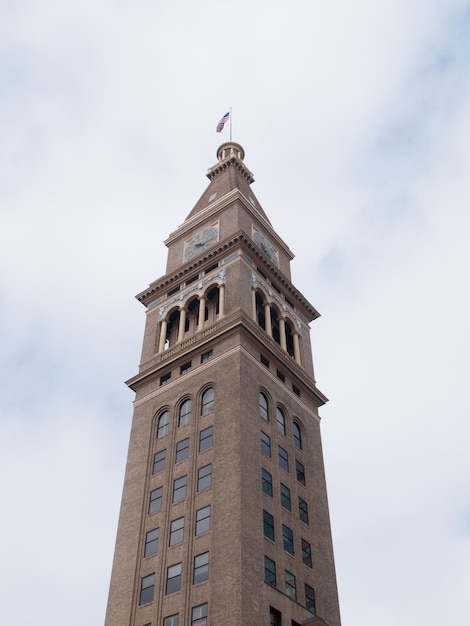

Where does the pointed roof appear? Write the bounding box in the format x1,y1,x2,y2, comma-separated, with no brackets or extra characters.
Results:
185,142,272,224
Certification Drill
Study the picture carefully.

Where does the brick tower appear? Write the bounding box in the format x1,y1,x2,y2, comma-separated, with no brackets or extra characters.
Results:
104,143,341,626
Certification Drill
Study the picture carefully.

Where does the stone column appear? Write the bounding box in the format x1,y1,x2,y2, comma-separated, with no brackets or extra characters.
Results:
279,317,287,351
197,297,205,332
158,319,167,353
293,332,301,364
219,284,225,317
265,303,272,337
177,308,186,343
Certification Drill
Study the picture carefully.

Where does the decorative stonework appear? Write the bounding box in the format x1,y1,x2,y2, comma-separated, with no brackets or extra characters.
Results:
251,272,302,335
157,269,226,321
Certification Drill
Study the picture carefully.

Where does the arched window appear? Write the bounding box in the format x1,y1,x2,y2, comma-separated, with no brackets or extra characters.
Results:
201,387,214,415
255,291,266,330
185,298,199,334
165,309,180,349
270,306,281,345
179,399,192,427
285,319,295,358
205,286,220,324
276,407,286,435
293,422,302,449
157,410,169,438
259,392,269,421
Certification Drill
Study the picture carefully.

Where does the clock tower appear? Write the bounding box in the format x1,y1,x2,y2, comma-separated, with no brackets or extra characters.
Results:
105,143,341,626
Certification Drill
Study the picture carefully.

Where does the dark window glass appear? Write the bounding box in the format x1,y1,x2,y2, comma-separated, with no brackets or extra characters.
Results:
259,392,269,420
163,615,179,626
261,355,270,368
298,497,309,524
193,551,209,584
178,399,192,427
195,505,211,535
262,469,273,497
176,438,190,463
199,425,213,452
261,431,271,457
293,422,302,449
201,388,214,415
280,483,291,511
197,464,212,491
263,510,275,541
144,527,159,557
157,411,169,438
292,385,300,397
302,539,312,568
172,476,187,503
278,445,289,471
305,584,316,614
169,517,184,546
149,487,163,514
264,556,276,586
153,449,166,474
191,603,208,624
160,373,171,386
277,370,285,382
180,361,191,375
270,607,282,626
276,407,286,435
284,570,297,600
282,525,294,555
139,573,155,605
201,350,213,363
166,563,182,595
296,460,305,485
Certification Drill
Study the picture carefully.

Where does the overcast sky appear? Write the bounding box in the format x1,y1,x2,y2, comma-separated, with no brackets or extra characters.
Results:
1,1,470,625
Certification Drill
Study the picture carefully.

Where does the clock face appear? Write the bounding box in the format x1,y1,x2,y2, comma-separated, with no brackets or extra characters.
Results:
184,225,219,261
252,230,279,267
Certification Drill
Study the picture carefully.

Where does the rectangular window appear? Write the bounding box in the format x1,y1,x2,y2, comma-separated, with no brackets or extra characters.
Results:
280,483,291,510
201,350,213,363
144,527,159,557
276,369,285,382
263,510,275,541
261,354,270,368
149,487,163,514
163,615,179,626
292,384,300,396
305,584,316,614
284,570,297,600
197,464,212,491
296,460,305,485
160,373,171,386
193,551,209,584
264,556,276,586
139,573,155,605
262,469,273,497
176,438,190,463
270,607,282,626
282,525,294,555
169,517,184,546
261,431,271,457
195,505,211,536
153,449,166,474
166,563,182,595
302,539,313,568
298,497,309,524
191,603,208,625
278,445,289,471
172,476,187,503
199,426,213,452
180,361,191,375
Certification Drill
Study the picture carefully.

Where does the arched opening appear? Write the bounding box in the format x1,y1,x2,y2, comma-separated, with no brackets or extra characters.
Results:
205,286,220,324
285,318,295,358
156,410,169,438
185,297,200,335
201,387,214,415
276,407,286,435
293,421,302,449
259,391,269,421
255,291,266,330
165,308,180,349
270,306,281,346
179,399,192,427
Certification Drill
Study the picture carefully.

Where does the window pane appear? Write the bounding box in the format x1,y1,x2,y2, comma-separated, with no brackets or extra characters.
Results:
259,392,269,420
192,603,208,623
195,505,211,535
261,431,271,457
264,556,276,586
157,411,169,438
169,517,184,546
302,539,312,568
179,399,192,427
282,525,294,555
293,422,302,449
176,438,190,463
296,459,305,485
193,551,209,584
298,497,309,524
139,573,155,605
305,584,316,614
263,510,275,541
284,570,297,600
153,449,166,474
276,407,286,435
144,527,159,557
173,476,187,502
262,469,273,497
278,445,289,471
270,607,282,626
201,388,214,415
149,487,163,514
199,426,213,452
163,615,179,626
197,464,212,491
166,563,182,595
280,483,291,511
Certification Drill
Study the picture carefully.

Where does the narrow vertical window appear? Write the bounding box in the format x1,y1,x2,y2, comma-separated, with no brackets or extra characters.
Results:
263,510,275,541
276,407,286,435
139,573,155,605
193,551,209,584
172,476,187,502
305,584,316,614
195,505,211,535
175,438,190,463
280,483,291,511
261,431,271,457
191,603,208,625
197,464,212,491
179,399,192,427
149,487,163,514
169,517,184,546
199,425,213,452
201,387,214,415
144,527,159,557
293,422,302,449
282,525,294,555
157,410,169,438
166,563,182,594
270,607,282,626
284,570,297,600
153,449,166,474
264,556,276,586
262,468,273,497
278,445,289,471
298,497,309,524
301,539,312,568
296,460,306,485
259,392,269,420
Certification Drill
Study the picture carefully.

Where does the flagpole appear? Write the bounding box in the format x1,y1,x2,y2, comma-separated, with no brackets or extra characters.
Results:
230,107,232,141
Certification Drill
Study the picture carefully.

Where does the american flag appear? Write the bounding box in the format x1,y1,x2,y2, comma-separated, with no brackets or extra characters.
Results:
216,111,230,132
